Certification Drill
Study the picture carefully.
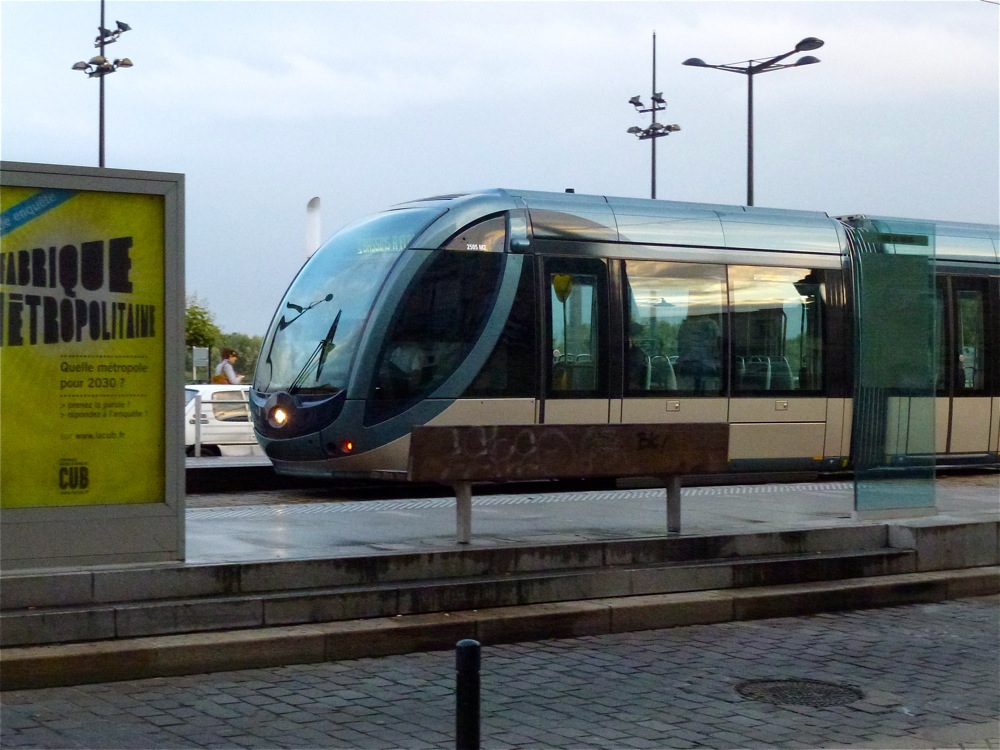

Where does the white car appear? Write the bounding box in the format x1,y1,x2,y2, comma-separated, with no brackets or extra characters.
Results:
184,384,262,457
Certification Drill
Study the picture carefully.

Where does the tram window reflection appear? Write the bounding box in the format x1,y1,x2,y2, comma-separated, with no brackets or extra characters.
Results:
549,272,600,392
440,215,507,253
466,261,537,398
957,289,985,391
623,261,726,396
729,267,825,393
369,251,502,422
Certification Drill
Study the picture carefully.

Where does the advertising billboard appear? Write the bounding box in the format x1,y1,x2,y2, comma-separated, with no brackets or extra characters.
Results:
0,162,184,567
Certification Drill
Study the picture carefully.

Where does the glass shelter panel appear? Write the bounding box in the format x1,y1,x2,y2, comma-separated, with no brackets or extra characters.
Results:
729,267,825,393
851,220,937,515
622,261,726,395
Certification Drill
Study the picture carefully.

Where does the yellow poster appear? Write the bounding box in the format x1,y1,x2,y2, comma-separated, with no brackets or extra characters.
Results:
1,186,166,507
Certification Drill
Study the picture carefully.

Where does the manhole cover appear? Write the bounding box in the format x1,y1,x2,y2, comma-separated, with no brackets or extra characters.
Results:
735,679,864,707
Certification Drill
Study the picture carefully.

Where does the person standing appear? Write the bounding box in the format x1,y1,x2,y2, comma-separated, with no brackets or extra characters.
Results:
213,348,244,384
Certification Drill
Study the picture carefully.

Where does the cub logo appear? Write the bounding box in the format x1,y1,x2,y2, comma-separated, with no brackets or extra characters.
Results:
58,460,89,491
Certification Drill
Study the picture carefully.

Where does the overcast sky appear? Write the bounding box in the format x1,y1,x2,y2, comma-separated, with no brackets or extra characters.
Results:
2,0,998,335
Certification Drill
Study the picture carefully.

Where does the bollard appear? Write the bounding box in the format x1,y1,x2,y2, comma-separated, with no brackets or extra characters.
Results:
455,639,480,750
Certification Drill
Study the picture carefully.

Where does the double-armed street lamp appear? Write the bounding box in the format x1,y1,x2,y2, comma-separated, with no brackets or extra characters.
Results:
627,32,681,200
683,37,823,206
72,0,133,167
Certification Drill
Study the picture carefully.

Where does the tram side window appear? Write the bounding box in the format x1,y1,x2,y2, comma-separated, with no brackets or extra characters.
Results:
370,251,502,422
730,267,824,393
549,271,601,392
956,289,987,391
465,261,536,398
937,282,988,393
623,261,726,396
440,215,507,253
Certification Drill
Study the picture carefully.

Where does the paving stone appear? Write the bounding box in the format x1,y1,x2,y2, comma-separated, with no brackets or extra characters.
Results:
145,714,188,727
3,595,998,749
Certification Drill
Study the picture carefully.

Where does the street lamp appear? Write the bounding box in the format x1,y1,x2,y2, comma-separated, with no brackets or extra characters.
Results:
683,36,823,206
627,32,681,199
72,0,133,167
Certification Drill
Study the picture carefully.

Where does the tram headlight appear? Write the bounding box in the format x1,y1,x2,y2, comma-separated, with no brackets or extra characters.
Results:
269,406,290,428
263,391,296,430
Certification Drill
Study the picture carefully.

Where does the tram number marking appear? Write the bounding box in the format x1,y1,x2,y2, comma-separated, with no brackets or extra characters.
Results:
466,243,487,251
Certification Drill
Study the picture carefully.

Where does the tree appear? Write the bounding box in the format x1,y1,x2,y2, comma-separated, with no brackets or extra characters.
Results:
184,297,263,383
185,295,221,349
185,296,222,382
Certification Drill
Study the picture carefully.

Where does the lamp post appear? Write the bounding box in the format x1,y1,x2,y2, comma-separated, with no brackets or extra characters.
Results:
72,0,132,167
683,37,822,206
627,32,681,199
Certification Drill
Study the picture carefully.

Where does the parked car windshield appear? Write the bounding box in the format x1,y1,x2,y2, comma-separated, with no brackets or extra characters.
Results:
254,207,444,394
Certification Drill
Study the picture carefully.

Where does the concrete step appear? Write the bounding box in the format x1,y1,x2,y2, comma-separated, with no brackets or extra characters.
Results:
0,545,914,647
4,518,997,651
2,525,893,611
2,568,996,690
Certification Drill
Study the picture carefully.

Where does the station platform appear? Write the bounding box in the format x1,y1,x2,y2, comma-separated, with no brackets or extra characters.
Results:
2,471,998,690
181,468,999,564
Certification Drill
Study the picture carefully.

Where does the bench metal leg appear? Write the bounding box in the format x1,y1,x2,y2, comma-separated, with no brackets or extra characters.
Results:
455,482,473,544
666,476,681,533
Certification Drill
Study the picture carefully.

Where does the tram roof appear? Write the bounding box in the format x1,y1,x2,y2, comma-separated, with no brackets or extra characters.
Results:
404,188,848,256
403,189,998,263
840,214,999,263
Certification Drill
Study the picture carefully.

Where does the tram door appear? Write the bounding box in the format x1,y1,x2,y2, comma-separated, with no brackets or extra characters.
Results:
728,266,829,464
936,276,995,454
542,258,610,424
619,260,729,428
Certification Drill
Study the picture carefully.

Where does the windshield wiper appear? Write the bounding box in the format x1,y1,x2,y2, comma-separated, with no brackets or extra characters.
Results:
287,308,343,394
260,293,335,389
277,293,334,331
315,310,342,381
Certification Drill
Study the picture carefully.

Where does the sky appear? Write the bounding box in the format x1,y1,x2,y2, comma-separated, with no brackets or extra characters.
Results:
2,0,998,336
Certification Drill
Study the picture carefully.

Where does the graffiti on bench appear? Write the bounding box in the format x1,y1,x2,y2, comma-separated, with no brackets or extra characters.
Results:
408,423,729,484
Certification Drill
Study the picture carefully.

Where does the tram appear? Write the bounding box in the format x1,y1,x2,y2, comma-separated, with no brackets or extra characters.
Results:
249,189,999,480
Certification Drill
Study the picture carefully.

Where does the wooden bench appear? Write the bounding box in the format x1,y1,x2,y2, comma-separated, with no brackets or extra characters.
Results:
408,423,730,543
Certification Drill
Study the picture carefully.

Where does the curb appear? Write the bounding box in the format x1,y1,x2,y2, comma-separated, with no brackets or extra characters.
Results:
2,567,997,691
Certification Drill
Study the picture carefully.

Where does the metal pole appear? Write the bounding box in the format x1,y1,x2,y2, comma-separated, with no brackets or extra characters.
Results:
455,482,472,544
193,394,203,457
650,32,657,199
98,0,106,167
99,79,106,168
455,639,481,750
746,72,754,206
666,475,682,533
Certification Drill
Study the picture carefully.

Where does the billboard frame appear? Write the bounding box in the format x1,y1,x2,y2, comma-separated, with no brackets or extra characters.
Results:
1,161,185,568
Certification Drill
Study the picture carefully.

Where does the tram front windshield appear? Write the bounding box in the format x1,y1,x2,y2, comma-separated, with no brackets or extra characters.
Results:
255,207,444,394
